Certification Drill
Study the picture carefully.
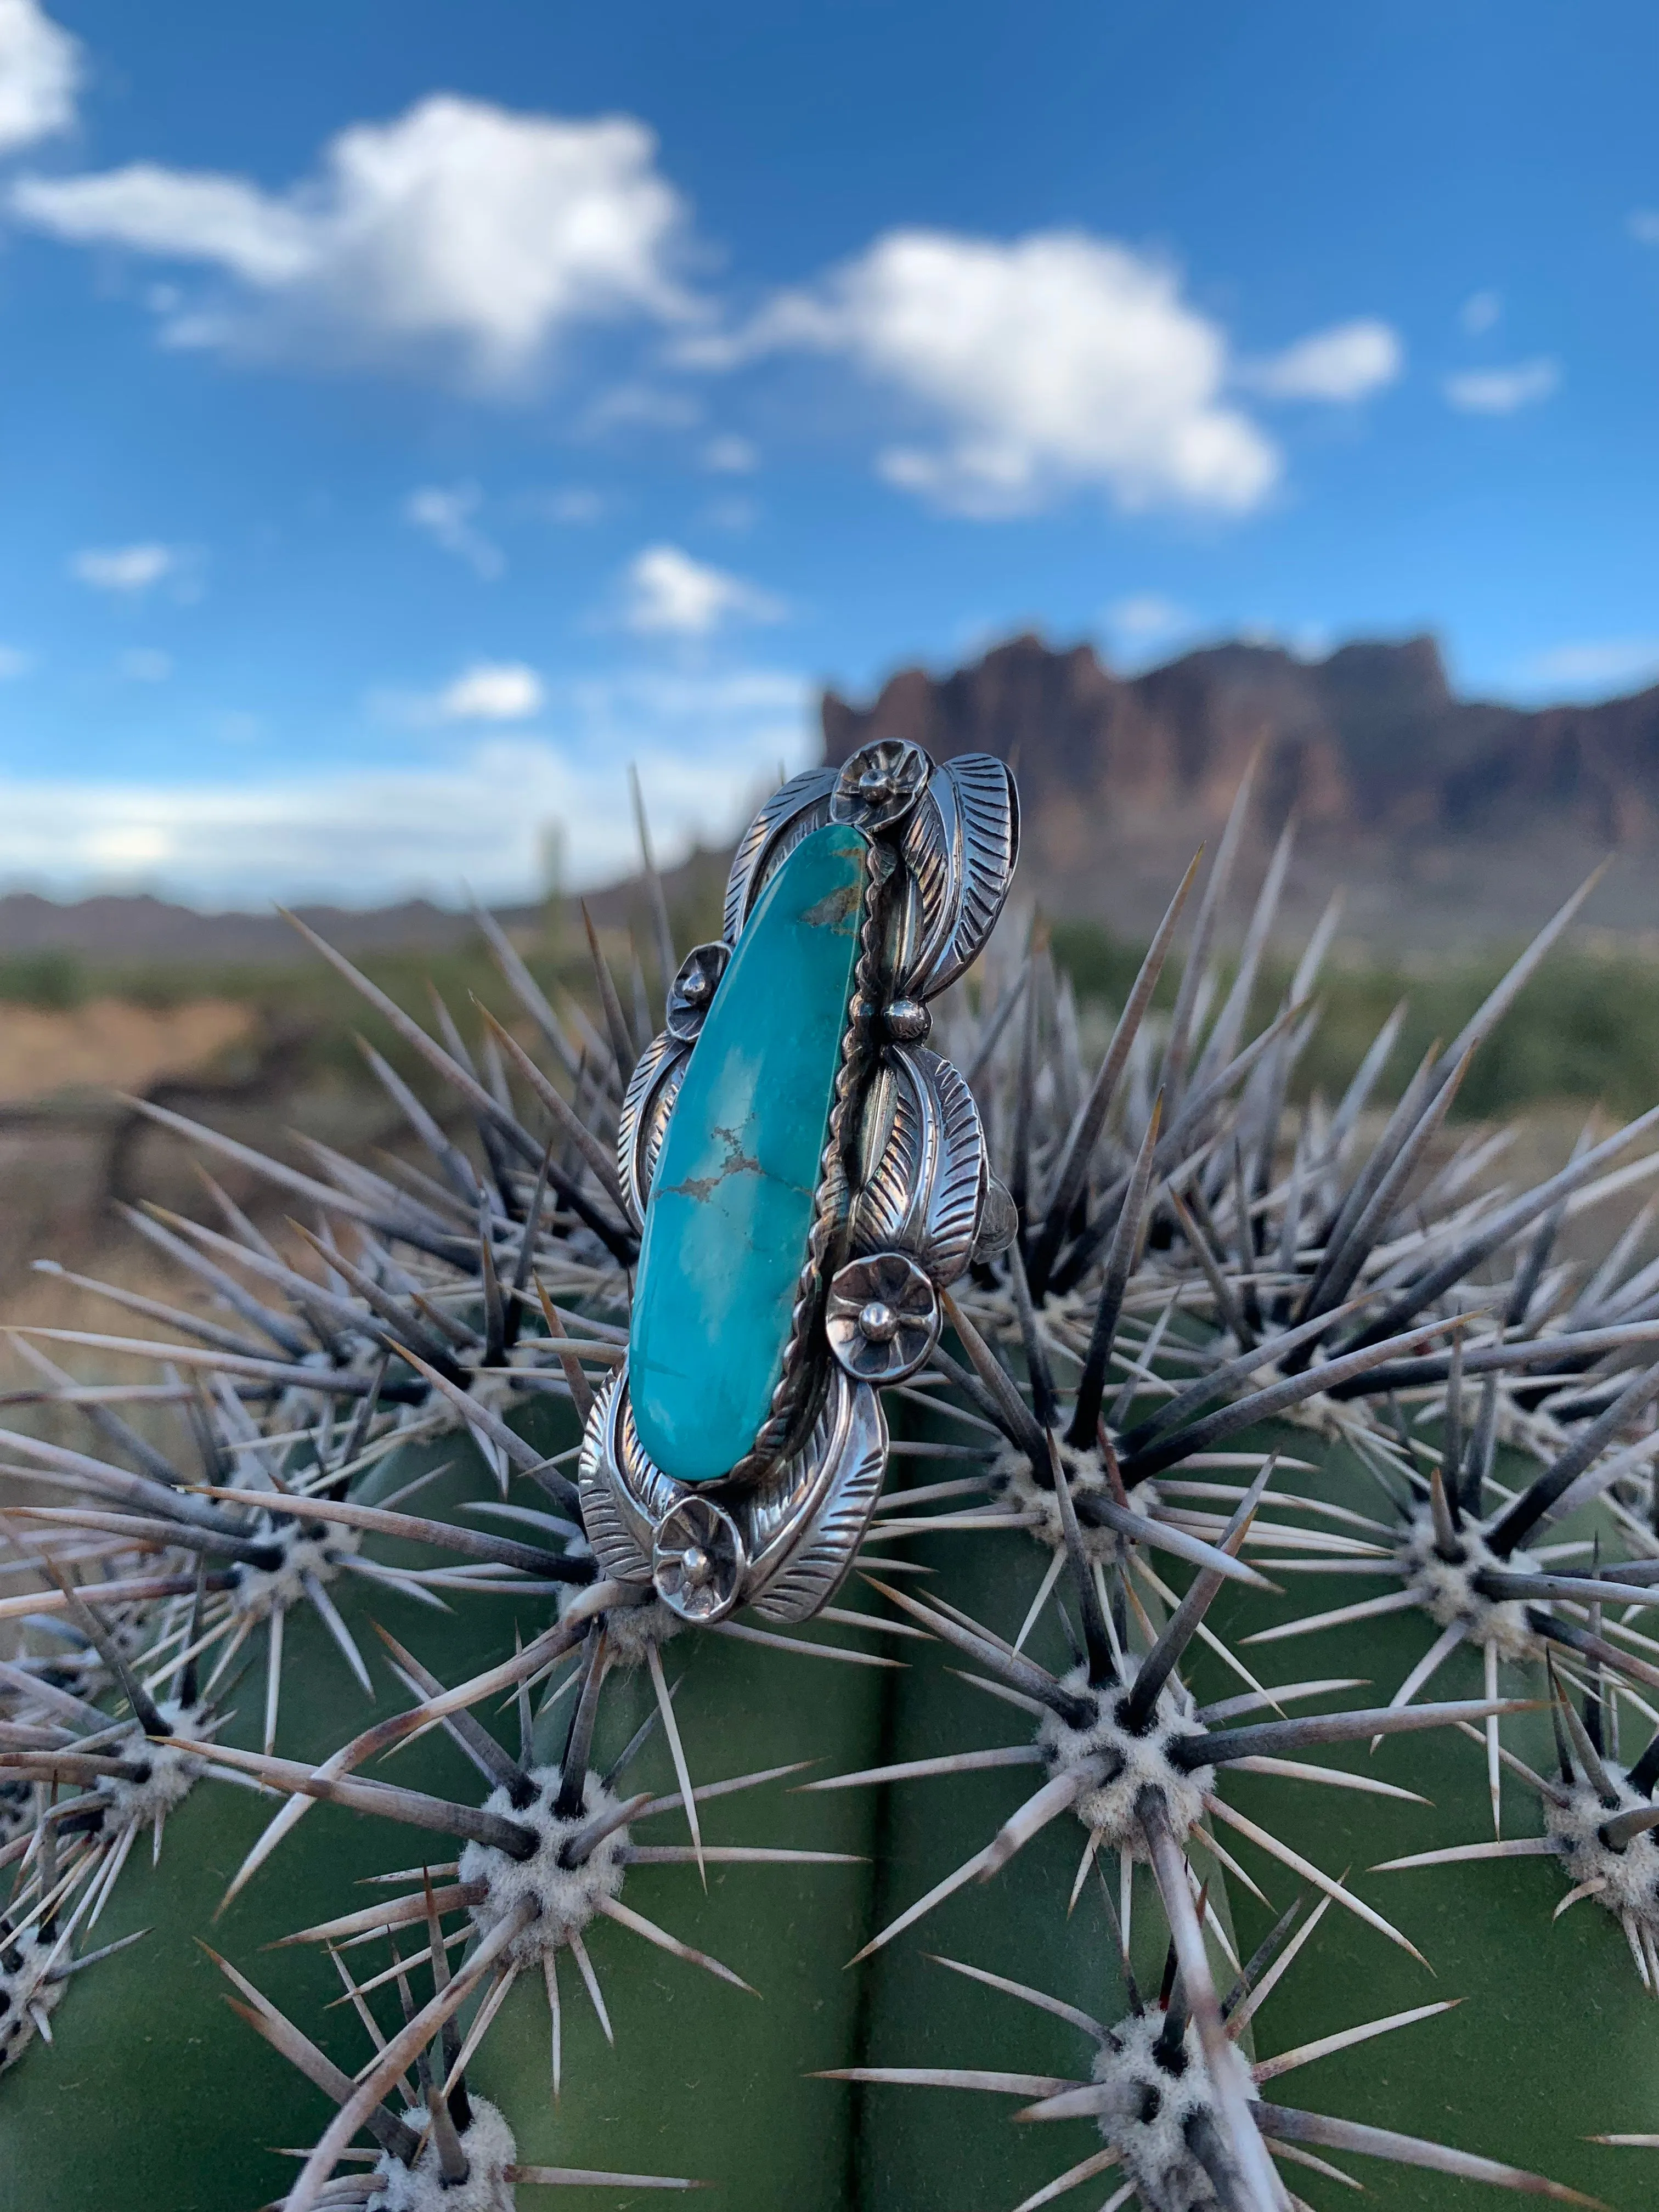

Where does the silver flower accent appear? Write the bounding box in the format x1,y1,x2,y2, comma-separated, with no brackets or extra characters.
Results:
665,941,731,1042
826,1251,940,1383
831,740,932,835
652,1494,745,1623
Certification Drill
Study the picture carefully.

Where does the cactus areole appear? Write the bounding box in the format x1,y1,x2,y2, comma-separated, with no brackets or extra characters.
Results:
629,823,868,1486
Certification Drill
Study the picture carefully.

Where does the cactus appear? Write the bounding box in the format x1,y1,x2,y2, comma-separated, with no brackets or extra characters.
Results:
5,759,1659,2211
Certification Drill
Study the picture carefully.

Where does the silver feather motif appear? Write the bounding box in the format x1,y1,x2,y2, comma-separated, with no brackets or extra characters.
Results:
897,754,1019,997
748,1370,887,1622
850,1054,917,1250
616,1033,688,1230
742,1365,857,1589
721,764,839,943
579,1361,884,1625
578,1370,678,1585
852,1047,987,1285
912,1048,988,1285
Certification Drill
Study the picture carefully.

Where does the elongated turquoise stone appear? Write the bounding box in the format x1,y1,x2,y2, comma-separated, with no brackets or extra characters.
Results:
629,823,867,1485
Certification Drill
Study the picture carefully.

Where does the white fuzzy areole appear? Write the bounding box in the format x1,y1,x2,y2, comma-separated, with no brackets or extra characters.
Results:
1544,1762,1659,1929
1038,1661,1214,1861
1397,1509,1539,1664
368,2096,517,2211
228,1513,360,1622
459,1766,628,1971
94,1699,208,1832
994,1441,1134,1566
1091,2008,1257,2210
598,1593,684,1669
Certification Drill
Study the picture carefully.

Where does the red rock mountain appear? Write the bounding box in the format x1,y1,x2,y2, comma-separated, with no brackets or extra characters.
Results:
823,634,1659,945
4,634,1656,963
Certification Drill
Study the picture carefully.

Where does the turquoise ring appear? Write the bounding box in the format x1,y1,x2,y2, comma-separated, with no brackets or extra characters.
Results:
579,742,1019,1623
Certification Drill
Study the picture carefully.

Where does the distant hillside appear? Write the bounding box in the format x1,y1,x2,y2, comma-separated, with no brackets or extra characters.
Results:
8,631,1659,966
825,633,1659,945
0,856,732,974
0,892,483,964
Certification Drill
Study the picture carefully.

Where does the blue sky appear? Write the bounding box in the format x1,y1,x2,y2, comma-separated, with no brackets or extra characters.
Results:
1,0,1656,905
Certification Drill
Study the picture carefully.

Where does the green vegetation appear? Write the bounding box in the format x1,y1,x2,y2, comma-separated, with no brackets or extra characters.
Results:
0,873,729,1099
0,949,89,1011
1050,917,1659,1119
1,882,1651,1124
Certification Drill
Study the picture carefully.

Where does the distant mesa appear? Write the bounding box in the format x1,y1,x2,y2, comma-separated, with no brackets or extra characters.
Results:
5,631,1658,959
824,631,1659,944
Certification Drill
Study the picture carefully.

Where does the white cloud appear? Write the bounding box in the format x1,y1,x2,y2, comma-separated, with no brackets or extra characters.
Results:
0,643,32,679
433,662,545,721
117,647,172,681
404,482,503,578
1628,211,1659,246
701,433,758,473
1517,638,1659,696
1105,593,1193,648
1242,318,1403,402
0,0,77,155
0,678,814,903
1443,357,1560,414
622,544,783,636
1460,289,1502,334
689,228,1279,517
70,542,180,593
9,95,700,385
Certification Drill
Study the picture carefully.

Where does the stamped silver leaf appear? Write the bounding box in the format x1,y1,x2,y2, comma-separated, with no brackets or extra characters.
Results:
577,1467,654,1588
897,753,1019,998
891,786,951,994
722,765,838,944
747,1368,888,1623
850,1053,913,1249
616,1031,688,1230
851,1046,988,1286
936,752,1020,987
917,1051,989,1282
742,1380,845,1593
577,1368,675,1587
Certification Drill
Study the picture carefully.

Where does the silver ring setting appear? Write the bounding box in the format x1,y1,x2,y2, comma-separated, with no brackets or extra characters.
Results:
581,741,1019,1624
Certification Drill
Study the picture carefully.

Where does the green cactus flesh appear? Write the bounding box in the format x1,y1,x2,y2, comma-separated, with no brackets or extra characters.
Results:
10,1421,1655,2210
6,808,1659,2212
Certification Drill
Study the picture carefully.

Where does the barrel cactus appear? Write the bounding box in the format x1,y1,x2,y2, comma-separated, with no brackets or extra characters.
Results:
4,751,1659,2210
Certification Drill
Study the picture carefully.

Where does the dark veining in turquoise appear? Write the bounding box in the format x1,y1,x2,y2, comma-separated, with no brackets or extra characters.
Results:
629,823,867,1485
